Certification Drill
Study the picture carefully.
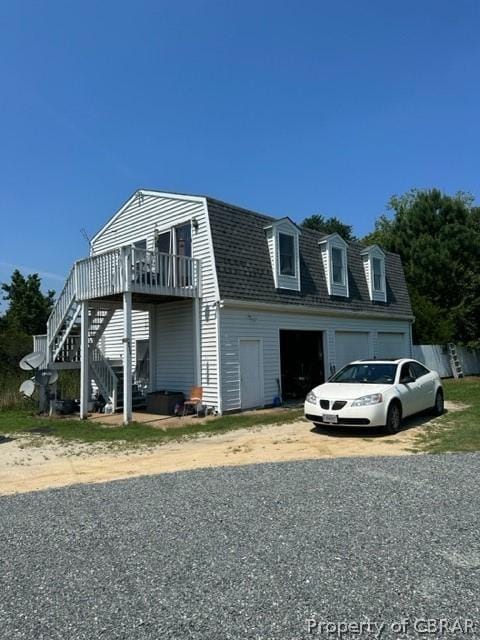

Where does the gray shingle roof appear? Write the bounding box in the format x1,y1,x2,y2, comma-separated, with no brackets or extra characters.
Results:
207,197,413,317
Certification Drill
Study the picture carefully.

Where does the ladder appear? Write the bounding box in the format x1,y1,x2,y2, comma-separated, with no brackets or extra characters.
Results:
447,343,464,379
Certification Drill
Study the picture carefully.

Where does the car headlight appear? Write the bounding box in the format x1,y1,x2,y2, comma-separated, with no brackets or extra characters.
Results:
306,391,317,404
351,393,383,407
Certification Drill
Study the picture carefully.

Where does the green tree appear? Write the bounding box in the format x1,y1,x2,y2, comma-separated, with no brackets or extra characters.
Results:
301,214,356,242
363,189,480,345
1,270,55,335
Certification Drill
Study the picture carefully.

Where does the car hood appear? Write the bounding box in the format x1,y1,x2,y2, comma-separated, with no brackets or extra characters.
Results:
311,382,392,400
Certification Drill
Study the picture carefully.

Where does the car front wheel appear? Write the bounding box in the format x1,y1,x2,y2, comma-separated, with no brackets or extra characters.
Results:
384,402,401,434
432,389,444,416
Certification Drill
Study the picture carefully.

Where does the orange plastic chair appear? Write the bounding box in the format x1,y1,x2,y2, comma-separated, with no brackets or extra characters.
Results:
183,386,203,417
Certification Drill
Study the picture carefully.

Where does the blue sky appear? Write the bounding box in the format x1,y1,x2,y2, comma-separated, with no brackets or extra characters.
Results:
0,0,479,301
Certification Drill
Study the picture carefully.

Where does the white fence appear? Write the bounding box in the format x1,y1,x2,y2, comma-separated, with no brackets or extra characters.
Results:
413,344,480,378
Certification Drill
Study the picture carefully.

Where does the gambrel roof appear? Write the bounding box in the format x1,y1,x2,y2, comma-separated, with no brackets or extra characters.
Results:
206,197,412,317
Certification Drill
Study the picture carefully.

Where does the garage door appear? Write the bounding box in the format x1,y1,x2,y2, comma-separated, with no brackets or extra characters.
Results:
335,332,370,371
376,332,406,359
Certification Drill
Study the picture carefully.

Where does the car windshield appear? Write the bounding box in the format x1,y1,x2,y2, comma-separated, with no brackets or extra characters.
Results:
330,363,397,384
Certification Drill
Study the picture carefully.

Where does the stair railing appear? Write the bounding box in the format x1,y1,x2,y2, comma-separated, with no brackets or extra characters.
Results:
89,346,118,411
47,267,76,353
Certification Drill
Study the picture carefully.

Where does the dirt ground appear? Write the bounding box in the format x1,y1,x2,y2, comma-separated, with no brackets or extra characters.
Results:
0,402,462,496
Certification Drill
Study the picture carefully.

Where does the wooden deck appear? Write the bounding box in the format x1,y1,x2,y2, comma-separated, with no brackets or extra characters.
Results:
75,246,200,301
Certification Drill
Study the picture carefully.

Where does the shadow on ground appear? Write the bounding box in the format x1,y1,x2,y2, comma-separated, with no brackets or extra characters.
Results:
310,409,447,439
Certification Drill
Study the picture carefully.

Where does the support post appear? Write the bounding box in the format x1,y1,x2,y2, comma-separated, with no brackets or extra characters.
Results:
148,308,157,392
123,291,133,425
193,297,201,386
80,301,89,419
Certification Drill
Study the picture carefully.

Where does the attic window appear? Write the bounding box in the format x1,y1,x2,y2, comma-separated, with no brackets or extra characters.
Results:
372,257,383,291
318,233,349,297
263,218,301,291
279,233,295,276
360,245,386,302
331,247,344,284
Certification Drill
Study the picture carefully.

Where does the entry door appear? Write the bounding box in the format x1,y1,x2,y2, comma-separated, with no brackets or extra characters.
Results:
240,339,263,409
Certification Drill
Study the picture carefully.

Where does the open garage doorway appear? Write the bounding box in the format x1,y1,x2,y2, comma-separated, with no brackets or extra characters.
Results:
279,330,325,400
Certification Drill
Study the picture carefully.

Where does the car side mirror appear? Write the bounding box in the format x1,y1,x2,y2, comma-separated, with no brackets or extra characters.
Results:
400,375,414,384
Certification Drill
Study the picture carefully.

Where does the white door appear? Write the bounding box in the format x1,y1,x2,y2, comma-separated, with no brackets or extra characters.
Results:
335,332,370,371
376,332,406,359
240,339,263,409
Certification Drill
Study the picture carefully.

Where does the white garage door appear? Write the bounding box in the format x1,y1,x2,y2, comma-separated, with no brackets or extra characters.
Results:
335,332,370,371
376,332,406,359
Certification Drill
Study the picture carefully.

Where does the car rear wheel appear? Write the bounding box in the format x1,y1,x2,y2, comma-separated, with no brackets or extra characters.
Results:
384,402,401,434
432,389,444,416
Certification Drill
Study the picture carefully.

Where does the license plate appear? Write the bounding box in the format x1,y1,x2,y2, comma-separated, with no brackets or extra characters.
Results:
323,413,338,424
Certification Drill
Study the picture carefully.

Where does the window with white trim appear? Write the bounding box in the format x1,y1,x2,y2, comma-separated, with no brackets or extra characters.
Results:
279,233,295,276
263,218,301,291
319,233,349,297
331,247,345,285
372,256,383,291
360,245,386,302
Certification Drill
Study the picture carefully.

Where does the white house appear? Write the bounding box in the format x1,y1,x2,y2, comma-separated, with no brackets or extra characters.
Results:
35,189,414,423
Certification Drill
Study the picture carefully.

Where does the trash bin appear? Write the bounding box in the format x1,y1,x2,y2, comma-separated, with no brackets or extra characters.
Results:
146,390,184,415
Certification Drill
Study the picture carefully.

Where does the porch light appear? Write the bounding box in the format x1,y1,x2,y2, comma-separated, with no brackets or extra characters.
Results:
192,217,199,231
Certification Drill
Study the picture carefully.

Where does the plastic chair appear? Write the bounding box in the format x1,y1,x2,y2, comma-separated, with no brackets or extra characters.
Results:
183,386,203,417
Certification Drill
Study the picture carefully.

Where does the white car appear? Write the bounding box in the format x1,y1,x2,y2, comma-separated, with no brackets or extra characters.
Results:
304,359,444,434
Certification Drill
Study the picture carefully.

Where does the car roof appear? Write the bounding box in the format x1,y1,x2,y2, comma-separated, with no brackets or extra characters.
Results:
351,358,413,364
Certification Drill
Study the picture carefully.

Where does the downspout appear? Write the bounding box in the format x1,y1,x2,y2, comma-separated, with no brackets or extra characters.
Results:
215,300,224,415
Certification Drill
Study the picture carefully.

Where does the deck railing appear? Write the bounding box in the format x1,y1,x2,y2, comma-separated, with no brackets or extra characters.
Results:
74,246,200,301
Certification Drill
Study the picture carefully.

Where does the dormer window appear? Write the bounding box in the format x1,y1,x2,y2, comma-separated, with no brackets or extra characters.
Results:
372,257,382,291
319,233,349,297
279,233,295,276
264,218,301,291
361,245,386,302
331,247,345,285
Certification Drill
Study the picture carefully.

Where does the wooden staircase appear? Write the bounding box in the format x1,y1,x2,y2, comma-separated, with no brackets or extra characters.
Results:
109,361,147,410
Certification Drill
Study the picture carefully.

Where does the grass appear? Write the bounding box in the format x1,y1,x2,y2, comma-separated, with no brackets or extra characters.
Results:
0,407,305,447
413,377,480,454
0,370,80,410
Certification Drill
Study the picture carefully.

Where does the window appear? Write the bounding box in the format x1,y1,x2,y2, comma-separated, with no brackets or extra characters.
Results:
279,233,295,276
133,239,147,251
331,247,344,284
264,218,301,290
373,257,383,291
400,363,416,382
319,233,349,297
330,363,397,384
412,362,429,379
156,230,171,254
175,223,192,257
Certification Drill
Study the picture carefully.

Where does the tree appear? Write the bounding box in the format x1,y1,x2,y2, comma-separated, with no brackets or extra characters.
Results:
1,270,55,335
301,214,356,242
363,189,480,345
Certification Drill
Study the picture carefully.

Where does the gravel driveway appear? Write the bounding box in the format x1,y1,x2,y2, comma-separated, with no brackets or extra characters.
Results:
1,454,479,639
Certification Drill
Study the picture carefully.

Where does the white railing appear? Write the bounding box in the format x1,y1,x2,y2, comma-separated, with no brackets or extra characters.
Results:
47,266,76,348
75,248,123,300
74,246,200,300
33,334,48,366
131,248,199,296
89,346,118,410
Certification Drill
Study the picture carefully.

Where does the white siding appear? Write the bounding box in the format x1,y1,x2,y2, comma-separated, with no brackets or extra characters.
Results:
154,301,195,395
91,192,220,407
101,310,149,369
220,304,412,412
